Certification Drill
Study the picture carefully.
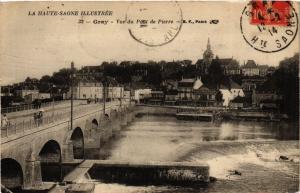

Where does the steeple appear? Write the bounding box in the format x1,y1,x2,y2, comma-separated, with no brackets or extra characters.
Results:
203,37,213,61
207,38,211,50
197,37,214,75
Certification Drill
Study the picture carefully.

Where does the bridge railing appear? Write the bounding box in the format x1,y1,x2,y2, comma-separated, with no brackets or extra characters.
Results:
1,100,130,138
1,100,83,115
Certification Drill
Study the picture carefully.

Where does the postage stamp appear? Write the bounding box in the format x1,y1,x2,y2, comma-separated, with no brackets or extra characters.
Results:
240,1,298,53
250,1,291,26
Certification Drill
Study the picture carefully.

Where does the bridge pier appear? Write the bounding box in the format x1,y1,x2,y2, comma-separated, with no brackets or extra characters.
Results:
111,117,121,137
61,140,74,162
24,152,42,189
84,132,101,159
127,110,135,123
109,110,119,137
100,119,112,146
120,112,128,126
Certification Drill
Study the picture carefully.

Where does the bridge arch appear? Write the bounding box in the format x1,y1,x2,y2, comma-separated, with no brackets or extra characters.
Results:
92,119,98,130
1,158,24,191
71,127,84,159
111,109,118,117
39,140,62,182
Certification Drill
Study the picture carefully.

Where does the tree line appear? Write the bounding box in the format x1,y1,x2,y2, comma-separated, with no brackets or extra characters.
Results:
2,53,299,120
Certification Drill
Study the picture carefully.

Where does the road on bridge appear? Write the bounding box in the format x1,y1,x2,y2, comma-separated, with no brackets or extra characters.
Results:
6,100,122,125
1,99,128,138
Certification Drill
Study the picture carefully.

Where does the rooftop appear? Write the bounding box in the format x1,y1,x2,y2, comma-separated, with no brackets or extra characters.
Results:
229,79,242,89
243,60,257,68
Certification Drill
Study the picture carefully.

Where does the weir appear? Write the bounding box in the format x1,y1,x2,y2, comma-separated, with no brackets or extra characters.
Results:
64,160,210,185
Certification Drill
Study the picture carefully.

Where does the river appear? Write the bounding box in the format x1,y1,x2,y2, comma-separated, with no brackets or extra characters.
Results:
84,114,299,193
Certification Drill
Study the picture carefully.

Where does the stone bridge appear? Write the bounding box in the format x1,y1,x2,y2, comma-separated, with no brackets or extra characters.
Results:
1,101,136,191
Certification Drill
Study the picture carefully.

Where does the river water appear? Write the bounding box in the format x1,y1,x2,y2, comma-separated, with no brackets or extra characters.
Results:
86,114,299,193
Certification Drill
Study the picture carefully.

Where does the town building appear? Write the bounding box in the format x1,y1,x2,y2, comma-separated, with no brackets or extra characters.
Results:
229,96,252,109
241,60,260,76
241,76,267,94
219,80,245,107
65,80,124,101
1,86,13,97
161,79,178,90
107,86,124,100
258,65,269,76
76,66,103,80
161,76,224,106
219,86,233,107
177,77,203,101
149,90,164,104
266,66,276,76
15,88,39,98
252,88,282,109
134,89,152,103
164,90,179,105
24,93,51,104
224,60,241,75
123,90,131,100
192,86,221,106
229,79,245,98
65,80,103,100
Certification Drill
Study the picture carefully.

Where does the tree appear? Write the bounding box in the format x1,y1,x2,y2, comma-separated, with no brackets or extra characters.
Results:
276,53,299,119
51,68,74,87
207,58,225,87
38,75,52,92
25,77,32,83
1,96,13,108
264,53,299,119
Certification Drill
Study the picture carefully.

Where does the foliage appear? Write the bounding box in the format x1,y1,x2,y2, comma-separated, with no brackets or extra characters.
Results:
265,53,299,119
206,58,225,87
1,96,14,108
38,75,52,92
276,53,299,119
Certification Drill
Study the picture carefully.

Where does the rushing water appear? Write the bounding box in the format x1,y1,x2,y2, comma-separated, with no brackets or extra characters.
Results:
87,115,299,193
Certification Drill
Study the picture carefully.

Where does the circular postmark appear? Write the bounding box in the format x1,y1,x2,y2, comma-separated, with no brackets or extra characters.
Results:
126,2,183,47
240,1,298,53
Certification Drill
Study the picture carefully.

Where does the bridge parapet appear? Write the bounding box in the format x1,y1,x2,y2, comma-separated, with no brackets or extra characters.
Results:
1,100,130,140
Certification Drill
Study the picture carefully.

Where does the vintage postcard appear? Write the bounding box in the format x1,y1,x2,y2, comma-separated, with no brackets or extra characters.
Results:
0,1,299,193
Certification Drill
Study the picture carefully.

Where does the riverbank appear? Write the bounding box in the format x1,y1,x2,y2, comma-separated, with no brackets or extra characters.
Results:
136,104,291,122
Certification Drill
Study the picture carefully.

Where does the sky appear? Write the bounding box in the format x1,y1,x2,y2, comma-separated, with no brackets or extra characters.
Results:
0,1,299,85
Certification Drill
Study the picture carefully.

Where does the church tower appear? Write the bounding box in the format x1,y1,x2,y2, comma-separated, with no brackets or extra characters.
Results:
201,38,214,74
203,38,214,66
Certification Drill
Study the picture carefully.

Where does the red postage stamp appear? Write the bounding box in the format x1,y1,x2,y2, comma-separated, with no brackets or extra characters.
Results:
250,1,291,26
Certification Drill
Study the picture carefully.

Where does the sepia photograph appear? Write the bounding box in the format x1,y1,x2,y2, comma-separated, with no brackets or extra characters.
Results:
0,1,299,193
